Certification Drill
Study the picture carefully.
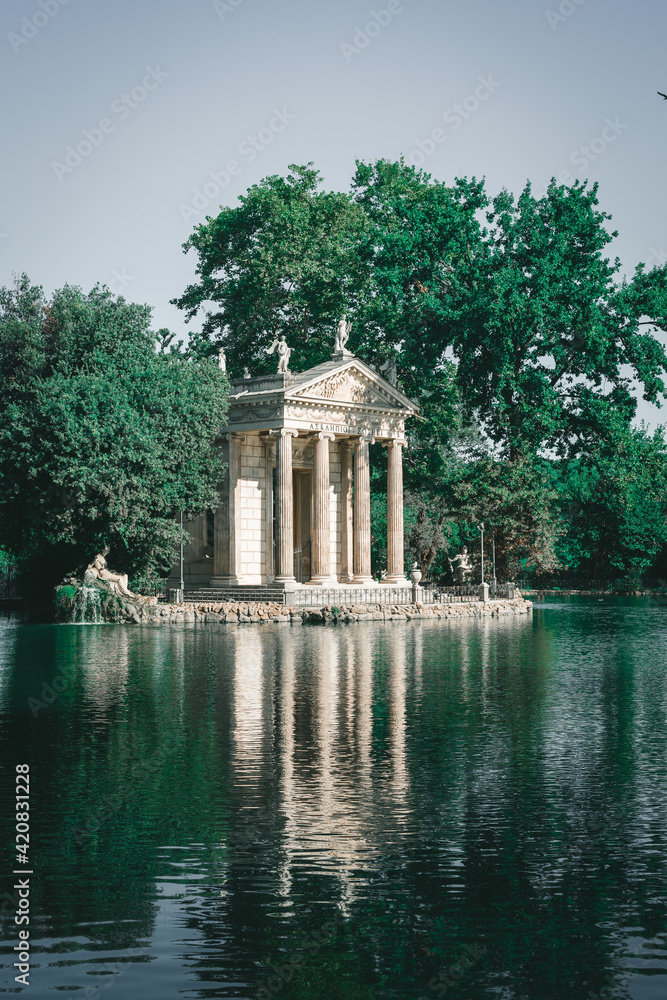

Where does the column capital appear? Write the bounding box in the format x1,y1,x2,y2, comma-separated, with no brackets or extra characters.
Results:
269,427,299,439
355,433,375,445
222,431,246,443
312,431,335,442
383,438,407,449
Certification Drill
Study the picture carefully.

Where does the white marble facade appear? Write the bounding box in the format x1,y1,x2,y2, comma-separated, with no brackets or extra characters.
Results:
173,352,418,590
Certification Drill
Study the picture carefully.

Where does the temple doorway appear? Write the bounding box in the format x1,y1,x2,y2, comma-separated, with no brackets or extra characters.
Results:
293,470,311,582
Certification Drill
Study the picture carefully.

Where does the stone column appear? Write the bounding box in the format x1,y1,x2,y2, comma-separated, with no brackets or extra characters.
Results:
213,432,243,585
310,432,335,585
352,435,374,584
385,439,408,584
274,428,298,584
340,442,354,583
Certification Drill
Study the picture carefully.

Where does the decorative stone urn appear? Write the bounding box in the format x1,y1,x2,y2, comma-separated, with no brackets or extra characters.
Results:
410,563,422,587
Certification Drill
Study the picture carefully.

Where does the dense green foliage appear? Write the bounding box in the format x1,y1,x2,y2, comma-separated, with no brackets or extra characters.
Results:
3,159,667,591
0,276,229,595
173,164,368,373
175,161,667,584
556,423,667,583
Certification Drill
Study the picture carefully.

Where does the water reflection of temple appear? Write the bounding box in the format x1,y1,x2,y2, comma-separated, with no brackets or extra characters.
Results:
228,625,413,906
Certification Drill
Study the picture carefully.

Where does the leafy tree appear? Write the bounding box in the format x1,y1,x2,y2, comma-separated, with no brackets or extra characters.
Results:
0,277,229,596
172,163,368,375
401,443,561,580
172,161,667,581
349,159,485,394
556,422,667,583
353,171,667,457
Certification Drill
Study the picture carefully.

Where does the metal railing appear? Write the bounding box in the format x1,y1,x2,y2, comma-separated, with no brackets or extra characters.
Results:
291,587,414,607
427,585,479,604
185,588,287,604
183,583,518,608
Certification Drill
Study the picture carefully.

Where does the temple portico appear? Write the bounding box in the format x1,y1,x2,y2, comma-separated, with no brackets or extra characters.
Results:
177,348,419,592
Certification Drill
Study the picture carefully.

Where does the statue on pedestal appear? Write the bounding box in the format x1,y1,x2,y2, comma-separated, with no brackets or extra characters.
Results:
86,547,134,598
379,356,397,386
217,347,226,371
267,334,292,373
334,315,351,353
448,546,473,584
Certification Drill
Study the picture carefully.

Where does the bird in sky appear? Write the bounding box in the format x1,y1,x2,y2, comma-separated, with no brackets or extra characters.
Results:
658,91,667,100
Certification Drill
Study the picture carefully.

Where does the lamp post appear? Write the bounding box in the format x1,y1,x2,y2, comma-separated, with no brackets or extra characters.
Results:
179,510,185,603
492,524,497,598
478,522,485,584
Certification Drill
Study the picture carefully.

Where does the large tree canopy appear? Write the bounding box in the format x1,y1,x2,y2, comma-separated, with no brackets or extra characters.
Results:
0,276,229,595
350,165,667,457
555,420,667,582
173,163,368,375
175,160,667,584
172,160,667,580
175,161,667,457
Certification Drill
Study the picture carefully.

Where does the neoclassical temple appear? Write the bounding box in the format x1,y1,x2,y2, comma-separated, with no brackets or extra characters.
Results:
175,343,419,591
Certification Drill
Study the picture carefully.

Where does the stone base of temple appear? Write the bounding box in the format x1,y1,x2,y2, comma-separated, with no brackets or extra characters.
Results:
134,596,533,625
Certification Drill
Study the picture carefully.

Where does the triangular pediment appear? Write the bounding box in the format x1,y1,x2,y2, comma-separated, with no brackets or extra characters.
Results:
287,360,415,412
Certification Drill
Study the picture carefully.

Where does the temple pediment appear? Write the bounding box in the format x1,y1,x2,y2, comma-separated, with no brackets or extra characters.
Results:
226,353,418,438
285,359,415,413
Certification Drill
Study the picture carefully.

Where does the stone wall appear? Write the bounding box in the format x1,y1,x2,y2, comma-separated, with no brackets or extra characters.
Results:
134,597,532,625
239,437,268,583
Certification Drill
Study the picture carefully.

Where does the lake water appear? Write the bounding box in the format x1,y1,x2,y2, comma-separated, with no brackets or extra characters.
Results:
1,597,667,999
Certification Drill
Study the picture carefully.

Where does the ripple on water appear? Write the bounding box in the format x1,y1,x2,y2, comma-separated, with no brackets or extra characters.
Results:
0,600,666,998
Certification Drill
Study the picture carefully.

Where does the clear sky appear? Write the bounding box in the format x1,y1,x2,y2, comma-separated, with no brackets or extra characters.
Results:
1,0,666,422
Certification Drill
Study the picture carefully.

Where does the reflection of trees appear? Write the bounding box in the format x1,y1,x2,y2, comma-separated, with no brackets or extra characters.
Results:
2,605,666,997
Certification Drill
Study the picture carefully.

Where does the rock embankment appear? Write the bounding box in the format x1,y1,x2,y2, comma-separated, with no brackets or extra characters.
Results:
135,596,532,625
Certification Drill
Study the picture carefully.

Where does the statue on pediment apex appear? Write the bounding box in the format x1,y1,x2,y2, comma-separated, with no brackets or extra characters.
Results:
334,315,352,353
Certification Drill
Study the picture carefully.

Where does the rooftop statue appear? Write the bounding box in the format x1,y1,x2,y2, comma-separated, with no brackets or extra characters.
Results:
86,546,134,598
334,315,351,353
267,334,292,373
379,356,397,386
448,545,473,584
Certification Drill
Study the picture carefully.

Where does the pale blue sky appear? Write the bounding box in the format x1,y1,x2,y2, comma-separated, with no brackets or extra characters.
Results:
1,0,666,421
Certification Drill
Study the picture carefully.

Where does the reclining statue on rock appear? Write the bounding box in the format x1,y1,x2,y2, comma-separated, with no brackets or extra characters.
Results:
85,547,134,598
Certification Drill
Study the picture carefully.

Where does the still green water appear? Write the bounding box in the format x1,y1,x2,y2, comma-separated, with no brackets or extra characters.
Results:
1,598,666,999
